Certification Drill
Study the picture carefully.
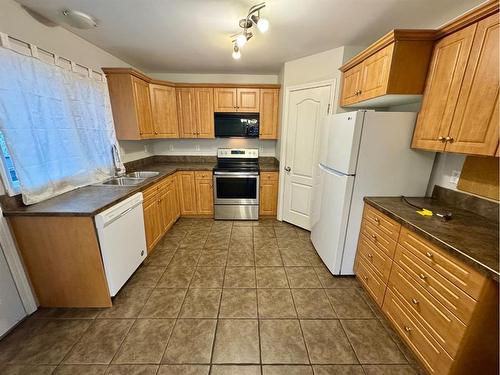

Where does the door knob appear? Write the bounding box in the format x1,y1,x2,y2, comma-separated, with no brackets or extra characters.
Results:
445,136,454,143
284,166,291,172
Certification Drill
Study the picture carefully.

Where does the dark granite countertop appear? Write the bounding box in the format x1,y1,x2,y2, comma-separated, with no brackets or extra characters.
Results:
1,157,279,217
364,192,499,280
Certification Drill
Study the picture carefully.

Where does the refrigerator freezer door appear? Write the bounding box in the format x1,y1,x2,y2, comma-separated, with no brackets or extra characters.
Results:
321,111,365,175
310,164,355,275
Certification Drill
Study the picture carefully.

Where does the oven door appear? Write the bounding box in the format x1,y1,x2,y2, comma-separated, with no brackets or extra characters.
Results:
213,172,259,205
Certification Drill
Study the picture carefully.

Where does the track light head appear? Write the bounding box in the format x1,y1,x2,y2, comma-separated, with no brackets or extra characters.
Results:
232,44,241,60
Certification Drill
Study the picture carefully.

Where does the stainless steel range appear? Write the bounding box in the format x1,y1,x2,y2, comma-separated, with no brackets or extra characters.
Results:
213,148,259,220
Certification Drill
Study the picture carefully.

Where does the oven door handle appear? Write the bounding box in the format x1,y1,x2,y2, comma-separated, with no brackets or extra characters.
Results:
213,171,259,177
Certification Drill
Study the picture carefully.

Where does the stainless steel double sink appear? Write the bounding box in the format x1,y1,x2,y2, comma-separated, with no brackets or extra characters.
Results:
96,171,160,186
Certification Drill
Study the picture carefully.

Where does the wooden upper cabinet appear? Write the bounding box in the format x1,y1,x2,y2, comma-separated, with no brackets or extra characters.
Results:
149,84,179,138
131,77,154,138
176,88,197,138
237,88,260,112
339,30,435,107
446,14,499,155
214,88,237,112
194,88,215,138
412,13,499,156
214,87,260,112
259,89,279,139
411,24,477,152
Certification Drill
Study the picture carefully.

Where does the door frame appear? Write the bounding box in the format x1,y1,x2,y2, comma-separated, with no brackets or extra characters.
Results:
0,207,37,315
277,79,336,222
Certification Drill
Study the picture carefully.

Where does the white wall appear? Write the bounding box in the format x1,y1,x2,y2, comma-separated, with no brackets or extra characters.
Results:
426,153,466,195
149,72,278,84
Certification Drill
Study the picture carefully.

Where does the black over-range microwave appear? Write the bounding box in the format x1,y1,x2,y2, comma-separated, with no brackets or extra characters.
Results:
214,113,259,138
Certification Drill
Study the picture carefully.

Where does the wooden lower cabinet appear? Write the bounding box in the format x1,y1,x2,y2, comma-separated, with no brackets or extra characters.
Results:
195,171,214,215
354,203,499,375
259,172,279,216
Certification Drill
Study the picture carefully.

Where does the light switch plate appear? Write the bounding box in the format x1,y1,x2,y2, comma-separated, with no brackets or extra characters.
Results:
450,170,461,184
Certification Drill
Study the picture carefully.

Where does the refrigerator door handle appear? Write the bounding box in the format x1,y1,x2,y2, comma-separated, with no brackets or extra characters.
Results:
319,163,354,177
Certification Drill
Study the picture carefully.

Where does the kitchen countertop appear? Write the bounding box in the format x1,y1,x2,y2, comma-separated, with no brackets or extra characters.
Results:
1,158,280,217
364,195,499,281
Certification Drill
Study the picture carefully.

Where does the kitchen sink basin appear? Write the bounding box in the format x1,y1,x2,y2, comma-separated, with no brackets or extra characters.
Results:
99,177,146,186
125,171,160,178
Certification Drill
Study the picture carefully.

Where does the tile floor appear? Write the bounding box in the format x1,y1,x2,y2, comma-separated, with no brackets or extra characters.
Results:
0,218,425,375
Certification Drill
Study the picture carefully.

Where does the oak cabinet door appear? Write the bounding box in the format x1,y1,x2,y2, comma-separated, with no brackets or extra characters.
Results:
446,14,499,156
259,89,279,139
412,24,477,151
214,88,237,112
159,187,172,232
340,64,363,106
144,200,161,252
172,176,181,220
259,172,279,216
178,172,197,215
195,88,215,138
358,44,394,101
237,88,260,112
195,177,214,215
131,76,154,138
150,84,179,138
176,88,197,138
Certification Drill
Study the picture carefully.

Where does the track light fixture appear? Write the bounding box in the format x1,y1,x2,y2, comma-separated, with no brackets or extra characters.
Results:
230,2,269,59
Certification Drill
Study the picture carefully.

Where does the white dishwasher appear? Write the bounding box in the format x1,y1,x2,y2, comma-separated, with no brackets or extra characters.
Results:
95,192,147,296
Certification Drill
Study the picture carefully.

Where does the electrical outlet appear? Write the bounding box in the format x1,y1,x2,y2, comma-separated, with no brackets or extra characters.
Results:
195,144,200,151
169,144,174,151
450,170,461,184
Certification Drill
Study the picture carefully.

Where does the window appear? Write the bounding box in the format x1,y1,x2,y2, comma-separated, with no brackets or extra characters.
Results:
0,132,20,196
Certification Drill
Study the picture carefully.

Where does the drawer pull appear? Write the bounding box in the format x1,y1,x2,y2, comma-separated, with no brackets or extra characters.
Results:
374,217,380,224
404,326,412,333
367,253,373,259
371,234,377,240
425,252,433,258
419,273,427,281
363,275,368,281
411,298,419,305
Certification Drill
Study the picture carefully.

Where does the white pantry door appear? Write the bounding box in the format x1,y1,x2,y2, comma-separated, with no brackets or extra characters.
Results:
282,84,332,230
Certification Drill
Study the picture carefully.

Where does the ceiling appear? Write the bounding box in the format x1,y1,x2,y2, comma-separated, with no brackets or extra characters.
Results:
16,0,485,74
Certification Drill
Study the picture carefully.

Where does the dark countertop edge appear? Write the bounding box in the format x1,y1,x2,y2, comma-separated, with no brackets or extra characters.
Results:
2,160,280,218
364,197,499,281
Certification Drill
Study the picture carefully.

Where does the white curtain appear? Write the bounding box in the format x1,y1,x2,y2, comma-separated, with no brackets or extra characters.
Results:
0,47,123,205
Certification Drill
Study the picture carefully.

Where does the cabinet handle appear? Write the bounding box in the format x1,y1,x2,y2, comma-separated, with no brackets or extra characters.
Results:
404,326,412,333
411,298,419,305
371,234,377,241
367,253,373,260
363,275,368,281
357,90,362,95
438,136,445,142
154,131,158,135
445,136,454,143
419,273,427,281
374,217,380,224
425,252,433,258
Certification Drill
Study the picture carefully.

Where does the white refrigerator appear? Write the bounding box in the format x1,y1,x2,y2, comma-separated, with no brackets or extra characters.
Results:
310,110,435,275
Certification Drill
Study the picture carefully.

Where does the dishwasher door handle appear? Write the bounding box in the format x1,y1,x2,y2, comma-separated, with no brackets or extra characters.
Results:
103,201,142,228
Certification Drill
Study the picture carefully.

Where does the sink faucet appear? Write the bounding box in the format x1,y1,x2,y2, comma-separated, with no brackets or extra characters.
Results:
111,144,125,177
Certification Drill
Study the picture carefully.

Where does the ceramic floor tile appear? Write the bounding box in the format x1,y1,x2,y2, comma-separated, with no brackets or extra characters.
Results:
326,289,374,319
127,266,165,288
0,319,48,363
162,319,217,364
314,267,359,288
33,308,102,320
197,250,228,266
300,320,357,364
258,289,297,318
280,249,312,266
224,267,256,288
362,364,419,375
262,365,313,375
212,320,260,364
169,252,200,268
190,267,225,288
52,364,107,375
259,320,309,364
156,266,195,288
204,235,230,249
219,289,258,318
98,287,153,319
291,289,337,319
253,227,276,238
274,227,298,239
106,364,159,375
8,319,91,365
255,250,283,266
143,249,175,267
210,365,260,375
64,319,134,364
179,289,222,318
113,319,175,364
157,365,210,375
231,227,254,237
285,267,321,288
139,288,187,318
256,267,289,288
229,237,254,252
227,251,255,266
0,365,56,375
312,365,364,375
341,320,407,364
253,238,278,252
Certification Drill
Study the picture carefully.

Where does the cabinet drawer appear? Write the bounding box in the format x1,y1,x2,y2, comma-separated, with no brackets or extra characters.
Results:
356,257,386,307
261,171,279,181
363,204,401,241
398,227,486,300
195,171,212,180
389,264,466,357
394,244,476,324
383,289,454,375
361,220,397,259
143,184,159,204
357,234,393,283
